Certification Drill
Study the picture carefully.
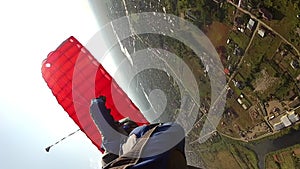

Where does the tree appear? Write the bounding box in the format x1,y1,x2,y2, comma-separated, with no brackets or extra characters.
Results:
264,0,273,7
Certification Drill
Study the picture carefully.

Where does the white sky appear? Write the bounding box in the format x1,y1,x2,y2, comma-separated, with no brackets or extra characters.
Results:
0,0,103,169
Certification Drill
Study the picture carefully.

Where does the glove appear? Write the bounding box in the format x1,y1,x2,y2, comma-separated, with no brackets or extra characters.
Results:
90,96,124,154
90,96,117,129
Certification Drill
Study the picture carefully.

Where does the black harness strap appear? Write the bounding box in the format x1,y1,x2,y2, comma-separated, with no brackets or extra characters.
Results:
103,124,159,169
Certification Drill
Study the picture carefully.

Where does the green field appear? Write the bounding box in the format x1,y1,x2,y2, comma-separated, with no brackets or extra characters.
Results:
265,144,300,169
262,0,300,51
239,32,280,79
187,133,259,169
229,31,251,50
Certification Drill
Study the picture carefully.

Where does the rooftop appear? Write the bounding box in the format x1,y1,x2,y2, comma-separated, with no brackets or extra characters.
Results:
247,18,255,31
290,60,299,69
269,110,299,130
259,8,273,20
289,98,300,109
281,115,292,127
287,110,300,123
258,28,266,37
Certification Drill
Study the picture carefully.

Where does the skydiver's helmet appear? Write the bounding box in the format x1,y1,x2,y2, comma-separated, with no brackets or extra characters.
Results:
118,117,138,135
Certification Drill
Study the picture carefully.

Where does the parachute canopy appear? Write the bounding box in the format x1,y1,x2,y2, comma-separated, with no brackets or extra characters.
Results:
41,36,148,151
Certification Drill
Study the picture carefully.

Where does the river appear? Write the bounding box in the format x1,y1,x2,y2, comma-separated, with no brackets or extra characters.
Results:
247,129,300,169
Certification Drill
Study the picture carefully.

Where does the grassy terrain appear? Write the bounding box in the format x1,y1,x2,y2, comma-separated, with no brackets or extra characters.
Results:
227,143,259,169
229,30,251,50
262,0,300,51
239,32,280,79
277,51,300,79
223,136,259,169
187,133,259,169
234,30,298,102
204,21,231,48
181,49,212,100
265,144,300,169
227,96,254,130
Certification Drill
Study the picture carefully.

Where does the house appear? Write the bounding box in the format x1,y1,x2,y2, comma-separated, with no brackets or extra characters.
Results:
290,60,299,69
185,10,197,21
281,115,292,127
234,17,244,26
287,110,300,123
259,8,273,21
258,28,266,37
233,47,243,56
242,104,248,110
247,18,256,31
287,90,297,101
227,39,231,44
289,98,300,109
280,50,288,56
269,111,298,131
270,114,286,131
273,122,285,131
236,97,248,110
235,81,243,89
238,27,245,33
237,98,243,104
224,68,230,75
239,0,247,9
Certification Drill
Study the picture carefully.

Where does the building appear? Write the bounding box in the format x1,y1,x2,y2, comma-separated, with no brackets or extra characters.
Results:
238,27,245,33
270,111,300,131
224,68,230,75
233,47,243,56
242,104,248,110
290,60,299,69
289,98,300,109
237,98,243,104
233,80,243,89
258,28,266,37
259,8,273,21
273,122,285,131
287,110,300,123
185,10,197,21
281,115,292,127
236,96,249,110
234,16,245,27
247,18,256,31
270,114,289,131
287,90,297,101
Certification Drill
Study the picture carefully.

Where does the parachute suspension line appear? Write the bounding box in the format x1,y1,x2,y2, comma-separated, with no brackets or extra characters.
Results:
45,128,81,152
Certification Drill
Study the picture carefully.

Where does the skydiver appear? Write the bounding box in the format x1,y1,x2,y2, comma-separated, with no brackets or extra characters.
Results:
90,96,189,169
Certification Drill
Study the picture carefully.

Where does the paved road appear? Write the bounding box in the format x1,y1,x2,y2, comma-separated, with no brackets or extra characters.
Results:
228,0,300,56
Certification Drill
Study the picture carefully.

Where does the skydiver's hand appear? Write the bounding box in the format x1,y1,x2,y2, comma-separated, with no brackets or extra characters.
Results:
90,96,129,135
90,96,124,154
90,96,117,129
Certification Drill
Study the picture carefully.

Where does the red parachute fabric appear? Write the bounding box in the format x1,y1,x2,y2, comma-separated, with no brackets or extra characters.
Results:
41,36,148,151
